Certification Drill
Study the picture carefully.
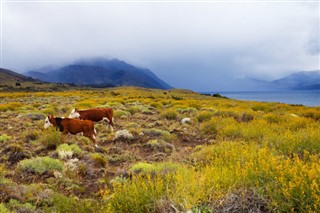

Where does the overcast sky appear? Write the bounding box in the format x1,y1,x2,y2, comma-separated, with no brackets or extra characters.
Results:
1,1,319,91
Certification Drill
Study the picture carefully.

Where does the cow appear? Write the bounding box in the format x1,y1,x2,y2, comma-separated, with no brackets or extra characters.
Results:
44,114,98,147
68,108,114,132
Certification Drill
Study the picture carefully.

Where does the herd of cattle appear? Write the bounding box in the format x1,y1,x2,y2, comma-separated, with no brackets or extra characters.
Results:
44,108,114,147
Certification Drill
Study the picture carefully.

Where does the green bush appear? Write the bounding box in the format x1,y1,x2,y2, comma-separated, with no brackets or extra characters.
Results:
41,128,62,149
6,199,36,212
196,111,213,123
0,203,10,213
127,106,144,115
90,153,107,167
114,110,131,118
201,119,218,135
0,134,11,143
51,193,101,213
57,144,82,155
19,157,63,175
161,109,178,120
129,162,180,175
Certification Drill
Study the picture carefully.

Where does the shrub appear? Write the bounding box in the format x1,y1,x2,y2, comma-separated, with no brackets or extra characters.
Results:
0,134,11,143
129,162,180,175
75,100,96,108
251,104,273,113
90,153,107,167
19,157,63,175
57,144,82,156
234,113,254,123
176,107,197,114
2,144,32,164
114,110,131,118
51,193,101,213
145,139,175,153
127,106,143,115
41,107,55,115
161,109,178,120
24,130,40,143
143,128,174,142
107,153,137,165
41,128,62,149
196,111,213,123
114,130,134,141
6,199,36,213
201,119,218,135
0,203,10,213
171,95,183,100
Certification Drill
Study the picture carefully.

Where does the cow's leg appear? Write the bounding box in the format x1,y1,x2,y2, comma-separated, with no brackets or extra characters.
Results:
103,117,113,132
84,131,98,147
61,132,68,143
109,117,115,132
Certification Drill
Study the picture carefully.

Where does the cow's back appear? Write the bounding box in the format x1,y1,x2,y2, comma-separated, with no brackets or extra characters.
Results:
79,109,103,121
62,118,94,134
80,108,112,122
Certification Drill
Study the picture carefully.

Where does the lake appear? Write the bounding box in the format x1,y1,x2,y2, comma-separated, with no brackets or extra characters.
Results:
212,90,320,107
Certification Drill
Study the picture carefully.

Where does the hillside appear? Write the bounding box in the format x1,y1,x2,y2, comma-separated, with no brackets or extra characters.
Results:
25,58,172,89
0,68,80,91
0,87,319,212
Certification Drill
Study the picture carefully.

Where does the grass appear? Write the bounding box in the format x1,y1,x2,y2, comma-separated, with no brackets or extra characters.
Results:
0,86,319,212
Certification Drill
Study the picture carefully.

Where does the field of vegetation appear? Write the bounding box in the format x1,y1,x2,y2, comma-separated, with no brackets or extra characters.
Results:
0,87,319,212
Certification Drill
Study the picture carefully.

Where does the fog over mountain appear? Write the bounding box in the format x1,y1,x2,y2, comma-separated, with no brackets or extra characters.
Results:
25,58,172,89
2,1,319,91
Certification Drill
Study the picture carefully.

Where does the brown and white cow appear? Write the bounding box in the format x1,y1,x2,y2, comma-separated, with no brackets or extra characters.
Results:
44,115,98,147
69,108,114,131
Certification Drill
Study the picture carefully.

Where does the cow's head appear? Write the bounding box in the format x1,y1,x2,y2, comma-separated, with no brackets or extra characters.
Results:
44,114,55,128
69,108,80,119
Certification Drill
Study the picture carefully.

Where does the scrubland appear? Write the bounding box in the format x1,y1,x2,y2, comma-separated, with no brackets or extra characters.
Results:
0,87,319,212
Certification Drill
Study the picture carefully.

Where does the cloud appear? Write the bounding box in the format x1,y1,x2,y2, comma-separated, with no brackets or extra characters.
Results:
1,1,319,91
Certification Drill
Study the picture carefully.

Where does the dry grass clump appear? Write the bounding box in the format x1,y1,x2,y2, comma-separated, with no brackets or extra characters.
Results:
161,109,178,120
196,111,213,123
0,102,23,112
200,119,218,135
1,144,32,164
145,139,175,153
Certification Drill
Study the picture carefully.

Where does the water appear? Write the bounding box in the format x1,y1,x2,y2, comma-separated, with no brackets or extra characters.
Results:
213,91,320,107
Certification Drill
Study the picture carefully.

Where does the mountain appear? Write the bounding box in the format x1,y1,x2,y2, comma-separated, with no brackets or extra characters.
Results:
232,70,320,91
272,70,320,90
25,58,172,89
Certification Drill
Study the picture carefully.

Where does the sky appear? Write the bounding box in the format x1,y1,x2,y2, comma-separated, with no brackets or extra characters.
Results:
1,0,319,91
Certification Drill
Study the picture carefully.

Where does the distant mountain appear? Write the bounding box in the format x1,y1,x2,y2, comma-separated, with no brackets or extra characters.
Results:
272,70,320,90
25,58,172,89
232,70,320,91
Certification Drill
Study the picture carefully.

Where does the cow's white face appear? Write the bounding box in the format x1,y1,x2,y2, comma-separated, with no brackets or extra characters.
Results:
44,117,53,129
68,109,80,118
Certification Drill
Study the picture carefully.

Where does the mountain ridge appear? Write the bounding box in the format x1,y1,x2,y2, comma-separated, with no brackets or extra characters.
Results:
25,58,172,89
